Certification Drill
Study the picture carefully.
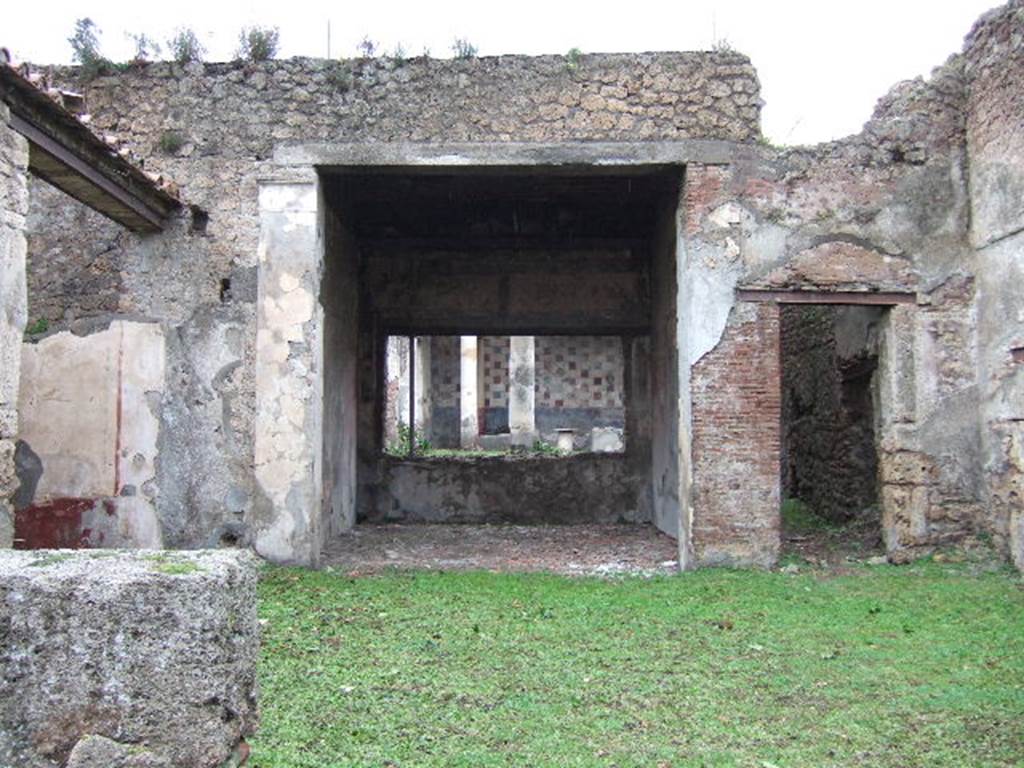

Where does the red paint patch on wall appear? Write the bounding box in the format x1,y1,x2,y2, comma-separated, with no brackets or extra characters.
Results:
14,498,96,550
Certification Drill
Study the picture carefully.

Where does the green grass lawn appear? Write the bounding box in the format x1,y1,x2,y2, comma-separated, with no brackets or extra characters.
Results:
251,561,1024,767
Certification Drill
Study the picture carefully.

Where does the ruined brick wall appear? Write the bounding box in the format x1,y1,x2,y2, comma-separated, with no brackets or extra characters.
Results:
17,4,1024,568
680,26,990,562
0,103,28,548
691,302,781,567
963,0,1024,566
779,304,882,523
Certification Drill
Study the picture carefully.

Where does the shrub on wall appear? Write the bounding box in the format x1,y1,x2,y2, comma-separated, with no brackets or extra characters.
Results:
236,26,280,62
167,27,205,64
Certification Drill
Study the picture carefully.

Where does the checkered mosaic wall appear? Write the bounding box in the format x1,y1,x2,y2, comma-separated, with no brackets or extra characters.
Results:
481,336,510,408
536,336,624,409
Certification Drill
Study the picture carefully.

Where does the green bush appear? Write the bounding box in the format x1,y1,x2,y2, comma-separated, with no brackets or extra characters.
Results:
167,27,205,64
127,33,160,64
565,47,583,73
386,423,431,456
68,18,113,78
158,130,185,154
237,26,280,62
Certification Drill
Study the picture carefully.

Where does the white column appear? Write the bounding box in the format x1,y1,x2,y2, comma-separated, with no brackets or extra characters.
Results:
459,335,479,448
509,335,536,444
385,336,410,448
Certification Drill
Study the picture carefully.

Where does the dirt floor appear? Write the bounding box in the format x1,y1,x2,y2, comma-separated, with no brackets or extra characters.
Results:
781,507,887,568
321,523,679,576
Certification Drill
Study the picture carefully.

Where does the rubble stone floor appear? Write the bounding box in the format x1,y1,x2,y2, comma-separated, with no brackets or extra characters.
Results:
321,523,679,576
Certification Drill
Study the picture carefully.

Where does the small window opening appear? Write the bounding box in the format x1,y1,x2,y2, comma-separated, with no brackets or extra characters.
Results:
383,334,626,458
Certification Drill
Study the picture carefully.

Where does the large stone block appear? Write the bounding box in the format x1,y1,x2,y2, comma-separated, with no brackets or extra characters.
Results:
0,549,259,768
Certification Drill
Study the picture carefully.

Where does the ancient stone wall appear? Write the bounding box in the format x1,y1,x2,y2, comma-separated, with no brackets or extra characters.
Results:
21,44,759,549
963,0,1024,566
679,38,981,561
16,322,165,549
480,335,510,434
15,5,1024,568
428,336,461,448
26,180,125,332
369,454,650,525
535,336,625,446
0,549,259,768
28,53,758,338
0,101,28,548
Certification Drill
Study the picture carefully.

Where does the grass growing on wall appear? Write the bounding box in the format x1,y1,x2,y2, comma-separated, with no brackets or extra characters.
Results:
251,561,1024,767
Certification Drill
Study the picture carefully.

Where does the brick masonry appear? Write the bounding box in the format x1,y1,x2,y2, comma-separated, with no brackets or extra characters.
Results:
691,302,781,567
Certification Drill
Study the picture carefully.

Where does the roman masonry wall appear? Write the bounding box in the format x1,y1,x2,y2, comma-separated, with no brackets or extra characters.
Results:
11,0,1024,569
0,100,28,548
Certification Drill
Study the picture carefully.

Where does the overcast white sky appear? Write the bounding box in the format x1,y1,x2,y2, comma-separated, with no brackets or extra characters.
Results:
4,0,998,145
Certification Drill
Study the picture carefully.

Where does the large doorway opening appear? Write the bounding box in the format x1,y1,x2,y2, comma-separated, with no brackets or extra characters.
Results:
318,166,684,570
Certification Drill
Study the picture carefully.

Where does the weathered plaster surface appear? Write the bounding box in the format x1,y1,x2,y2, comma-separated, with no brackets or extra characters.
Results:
509,335,536,439
17,321,165,548
964,0,1024,567
252,181,323,565
459,336,479,448
0,101,28,547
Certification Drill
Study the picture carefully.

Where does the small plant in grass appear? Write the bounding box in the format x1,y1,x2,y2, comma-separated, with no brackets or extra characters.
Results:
157,130,185,154
781,497,833,533
167,27,205,64
236,26,280,62
387,43,408,67
712,37,735,54
531,439,563,456
386,422,431,456
451,37,478,59
68,18,113,78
